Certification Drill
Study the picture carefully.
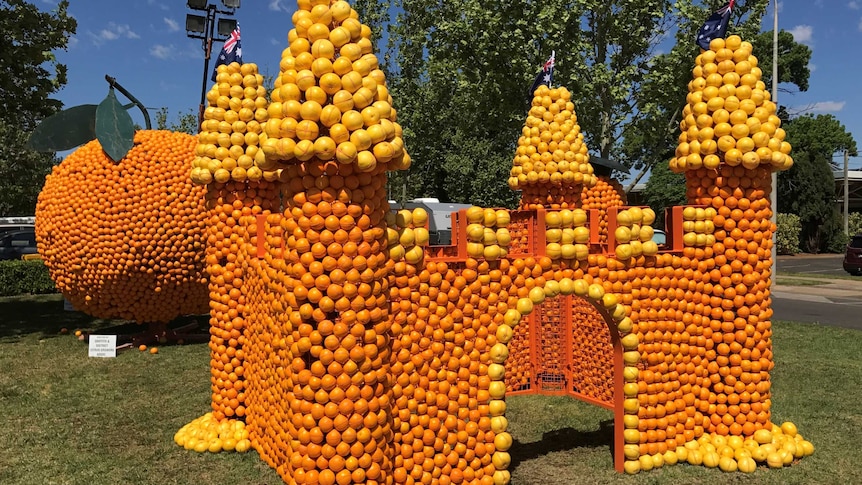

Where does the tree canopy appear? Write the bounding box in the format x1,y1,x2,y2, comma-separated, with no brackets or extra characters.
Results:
1,0,77,131
0,0,76,217
751,29,812,94
155,108,200,135
779,114,858,252
640,162,687,228
378,0,796,206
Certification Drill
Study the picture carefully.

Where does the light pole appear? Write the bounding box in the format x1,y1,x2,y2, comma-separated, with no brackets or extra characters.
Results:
185,0,240,125
770,0,778,289
844,150,850,235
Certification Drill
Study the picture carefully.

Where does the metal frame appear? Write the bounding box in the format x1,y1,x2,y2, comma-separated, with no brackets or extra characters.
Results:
185,1,238,124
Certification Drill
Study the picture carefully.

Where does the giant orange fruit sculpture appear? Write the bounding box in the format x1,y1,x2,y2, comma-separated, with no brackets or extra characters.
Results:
36,130,210,323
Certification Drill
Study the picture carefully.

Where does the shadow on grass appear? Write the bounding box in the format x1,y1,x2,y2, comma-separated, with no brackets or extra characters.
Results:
509,419,614,470
0,294,96,340
0,294,209,344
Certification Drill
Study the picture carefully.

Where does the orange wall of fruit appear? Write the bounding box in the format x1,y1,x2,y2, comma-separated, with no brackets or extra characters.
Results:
173,1,814,483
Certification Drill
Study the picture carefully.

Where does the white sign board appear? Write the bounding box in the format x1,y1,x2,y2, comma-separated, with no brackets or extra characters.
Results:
88,335,117,358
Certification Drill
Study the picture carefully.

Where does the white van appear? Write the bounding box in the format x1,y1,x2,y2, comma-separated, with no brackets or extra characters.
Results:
0,216,35,237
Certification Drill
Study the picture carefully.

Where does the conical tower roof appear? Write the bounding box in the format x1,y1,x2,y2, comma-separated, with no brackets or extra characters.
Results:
670,35,793,173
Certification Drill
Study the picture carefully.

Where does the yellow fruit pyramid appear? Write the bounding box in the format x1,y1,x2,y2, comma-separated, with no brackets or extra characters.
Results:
509,85,595,190
670,35,793,173
191,62,274,185
261,0,410,172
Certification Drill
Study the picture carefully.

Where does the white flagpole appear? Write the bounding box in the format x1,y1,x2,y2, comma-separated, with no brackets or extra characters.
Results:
771,0,778,288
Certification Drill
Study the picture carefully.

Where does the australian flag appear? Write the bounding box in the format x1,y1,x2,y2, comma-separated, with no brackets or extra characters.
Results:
696,1,734,50
211,24,242,81
527,51,555,102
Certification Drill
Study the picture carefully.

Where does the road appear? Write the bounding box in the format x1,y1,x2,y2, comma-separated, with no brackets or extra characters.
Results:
776,254,848,277
772,254,862,329
772,292,862,331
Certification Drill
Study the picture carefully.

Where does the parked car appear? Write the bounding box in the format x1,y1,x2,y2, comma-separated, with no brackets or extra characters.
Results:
0,216,35,237
844,234,862,276
0,223,34,237
0,228,38,261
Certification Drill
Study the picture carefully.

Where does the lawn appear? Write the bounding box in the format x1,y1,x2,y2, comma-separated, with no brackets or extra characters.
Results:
1,295,861,485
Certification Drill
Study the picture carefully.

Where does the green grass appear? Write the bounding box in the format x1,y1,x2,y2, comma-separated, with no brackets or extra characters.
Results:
777,271,861,282
2,296,861,484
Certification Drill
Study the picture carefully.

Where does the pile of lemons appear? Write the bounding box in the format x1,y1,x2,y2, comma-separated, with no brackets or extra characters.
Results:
509,85,596,189
260,0,409,172
174,412,252,453
465,206,511,260
626,423,813,474
682,206,717,247
613,207,659,261
670,35,793,173
544,208,590,261
386,208,429,263
191,62,272,185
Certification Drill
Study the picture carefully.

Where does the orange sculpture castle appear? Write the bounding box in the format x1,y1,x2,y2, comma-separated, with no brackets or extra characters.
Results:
177,1,812,482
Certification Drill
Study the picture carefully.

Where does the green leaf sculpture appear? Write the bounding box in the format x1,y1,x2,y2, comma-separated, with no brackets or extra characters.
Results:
95,88,135,162
27,104,98,152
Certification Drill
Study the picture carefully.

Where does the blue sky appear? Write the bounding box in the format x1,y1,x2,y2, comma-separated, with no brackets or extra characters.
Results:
41,0,862,172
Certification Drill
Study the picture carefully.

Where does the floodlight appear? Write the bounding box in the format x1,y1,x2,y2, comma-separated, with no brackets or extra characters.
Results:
222,0,240,8
217,18,237,37
185,14,206,34
187,0,208,10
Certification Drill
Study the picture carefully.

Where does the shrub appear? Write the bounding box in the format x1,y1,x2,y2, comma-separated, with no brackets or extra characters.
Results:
824,210,850,253
0,260,57,296
850,212,862,237
776,213,801,255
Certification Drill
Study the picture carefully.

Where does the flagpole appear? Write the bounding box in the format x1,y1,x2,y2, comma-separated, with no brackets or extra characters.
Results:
770,0,778,289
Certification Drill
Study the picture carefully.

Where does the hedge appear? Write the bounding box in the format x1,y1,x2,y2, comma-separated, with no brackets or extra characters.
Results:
776,213,801,255
0,260,58,296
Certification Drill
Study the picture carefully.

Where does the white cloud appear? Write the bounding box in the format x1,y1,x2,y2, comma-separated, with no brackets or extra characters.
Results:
68,36,78,49
152,43,201,61
151,44,175,60
850,1,860,10
91,22,140,44
147,0,169,11
270,37,282,46
809,101,846,113
808,63,816,73
858,17,862,32
164,17,180,32
788,24,813,44
270,0,289,11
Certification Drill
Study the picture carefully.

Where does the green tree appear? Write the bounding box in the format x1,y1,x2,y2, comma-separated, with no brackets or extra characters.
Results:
386,0,680,206
750,29,811,94
353,0,391,51
0,121,60,216
779,114,858,252
640,161,687,229
155,108,200,135
1,0,77,130
382,1,809,208
0,0,76,216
